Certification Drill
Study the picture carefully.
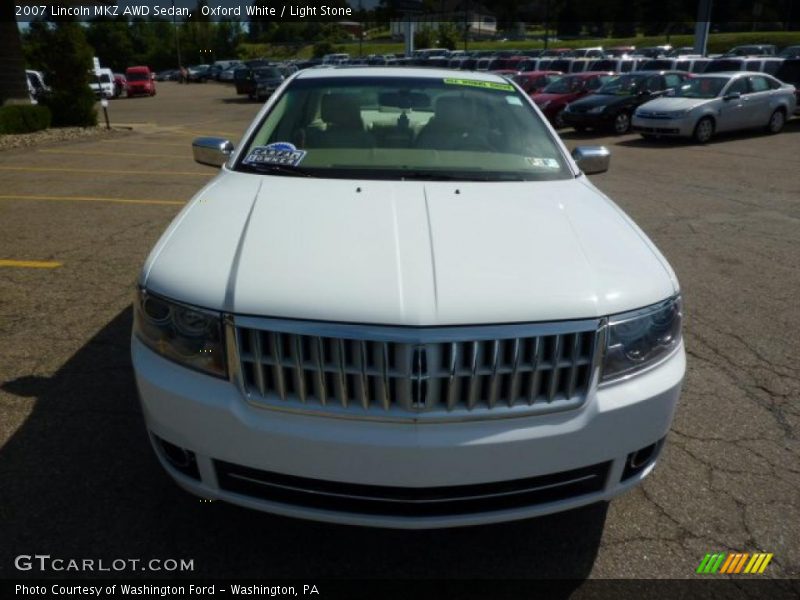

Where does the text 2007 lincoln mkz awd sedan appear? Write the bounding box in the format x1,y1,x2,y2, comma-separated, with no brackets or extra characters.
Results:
132,68,685,528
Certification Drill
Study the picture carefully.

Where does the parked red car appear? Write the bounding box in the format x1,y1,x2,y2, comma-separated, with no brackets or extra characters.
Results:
125,66,156,97
511,71,564,95
532,71,615,128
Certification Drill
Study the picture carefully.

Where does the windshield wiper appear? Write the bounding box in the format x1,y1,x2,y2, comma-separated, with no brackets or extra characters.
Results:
399,171,524,182
239,163,313,177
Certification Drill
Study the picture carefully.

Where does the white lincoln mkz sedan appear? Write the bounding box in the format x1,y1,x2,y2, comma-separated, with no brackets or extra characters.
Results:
132,68,685,528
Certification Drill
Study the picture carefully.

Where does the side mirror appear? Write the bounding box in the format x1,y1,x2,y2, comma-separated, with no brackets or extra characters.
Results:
572,146,610,175
723,91,741,101
192,137,234,167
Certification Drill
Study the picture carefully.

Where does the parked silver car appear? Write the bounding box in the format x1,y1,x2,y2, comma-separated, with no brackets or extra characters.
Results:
632,72,796,143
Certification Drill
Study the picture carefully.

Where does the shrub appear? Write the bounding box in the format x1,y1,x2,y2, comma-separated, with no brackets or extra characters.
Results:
42,90,96,128
0,104,52,134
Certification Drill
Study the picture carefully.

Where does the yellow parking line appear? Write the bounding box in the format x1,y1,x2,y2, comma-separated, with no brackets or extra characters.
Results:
0,166,208,177
39,149,187,159
0,259,62,269
0,194,183,206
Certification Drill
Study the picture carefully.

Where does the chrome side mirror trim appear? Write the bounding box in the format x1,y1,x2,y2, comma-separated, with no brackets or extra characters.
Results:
192,137,234,168
571,145,611,175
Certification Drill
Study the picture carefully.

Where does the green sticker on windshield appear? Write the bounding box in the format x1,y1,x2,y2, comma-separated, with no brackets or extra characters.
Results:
443,78,515,92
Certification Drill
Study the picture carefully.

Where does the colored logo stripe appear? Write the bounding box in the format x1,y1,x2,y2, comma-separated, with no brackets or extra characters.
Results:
697,553,773,574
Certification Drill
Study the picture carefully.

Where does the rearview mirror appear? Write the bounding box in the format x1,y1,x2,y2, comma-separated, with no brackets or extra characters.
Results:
193,137,234,167
378,91,431,109
723,91,741,101
572,146,610,175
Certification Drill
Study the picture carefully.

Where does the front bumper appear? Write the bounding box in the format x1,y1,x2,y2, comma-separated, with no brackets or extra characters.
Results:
561,110,615,129
632,114,695,137
133,336,684,528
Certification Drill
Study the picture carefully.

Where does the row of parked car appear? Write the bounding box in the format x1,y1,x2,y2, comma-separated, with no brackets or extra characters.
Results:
517,65,798,143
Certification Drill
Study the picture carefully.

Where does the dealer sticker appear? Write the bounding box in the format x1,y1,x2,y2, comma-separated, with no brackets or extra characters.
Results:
244,142,306,166
526,157,560,169
443,78,515,92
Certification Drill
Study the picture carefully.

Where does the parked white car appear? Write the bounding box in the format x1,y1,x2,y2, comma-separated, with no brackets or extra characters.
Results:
89,67,115,98
132,68,685,528
632,72,796,143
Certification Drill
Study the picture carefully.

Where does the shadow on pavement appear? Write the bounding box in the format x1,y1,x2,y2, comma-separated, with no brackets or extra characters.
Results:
220,97,259,105
0,308,607,581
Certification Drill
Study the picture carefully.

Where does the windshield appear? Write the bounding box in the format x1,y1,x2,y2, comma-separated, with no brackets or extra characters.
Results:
673,77,728,98
255,67,282,79
236,76,571,181
542,75,586,94
127,72,148,81
596,74,647,95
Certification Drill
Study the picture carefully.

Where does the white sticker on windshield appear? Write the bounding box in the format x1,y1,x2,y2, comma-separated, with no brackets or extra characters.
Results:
526,157,560,169
506,96,523,106
244,142,306,166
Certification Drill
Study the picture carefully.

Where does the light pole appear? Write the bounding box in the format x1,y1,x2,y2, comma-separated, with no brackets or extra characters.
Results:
172,0,182,68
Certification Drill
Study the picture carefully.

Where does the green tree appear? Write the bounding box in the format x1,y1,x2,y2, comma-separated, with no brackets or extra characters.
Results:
437,23,459,50
414,27,434,49
25,20,96,127
85,17,134,72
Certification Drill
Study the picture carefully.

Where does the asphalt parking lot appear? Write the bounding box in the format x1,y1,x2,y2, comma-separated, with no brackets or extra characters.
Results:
0,81,798,584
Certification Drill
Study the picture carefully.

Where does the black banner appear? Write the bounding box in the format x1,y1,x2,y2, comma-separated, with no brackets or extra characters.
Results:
3,579,800,600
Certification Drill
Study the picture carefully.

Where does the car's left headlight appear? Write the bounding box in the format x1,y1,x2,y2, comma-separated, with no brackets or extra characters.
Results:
133,289,227,378
588,105,606,114
601,296,682,383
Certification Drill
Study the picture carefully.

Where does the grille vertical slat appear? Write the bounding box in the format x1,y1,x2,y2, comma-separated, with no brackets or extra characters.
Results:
236,319,599,420
547,335,563,403
250,330,267,397
508,338,521,407
467,341,480,410
313,336,327,406
566,333,582,399
379,342,391,411
268,332,286,401
487,340,501,409
292,335,307,403
528,337,543,405
446,342,458,411
358,340,369,410
336,338,348,408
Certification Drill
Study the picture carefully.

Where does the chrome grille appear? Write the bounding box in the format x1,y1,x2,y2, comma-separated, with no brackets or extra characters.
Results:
230,317,602,421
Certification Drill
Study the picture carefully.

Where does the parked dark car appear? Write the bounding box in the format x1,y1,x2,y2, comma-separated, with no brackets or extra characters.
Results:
252,66,286,101
155,69,179,82
774,58,800,113
532,71,615,128
778,45,800,59
724,44,778,57
705,57,785,75
234,60,272,95
562,71,691,134
187,64,212,82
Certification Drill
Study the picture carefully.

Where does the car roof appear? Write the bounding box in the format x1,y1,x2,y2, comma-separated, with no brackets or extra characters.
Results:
697,71,771,78
295,67,512,83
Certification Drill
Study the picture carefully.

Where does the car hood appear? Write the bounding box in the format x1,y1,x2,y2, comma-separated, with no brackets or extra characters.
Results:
571,93,633,110
141,172,677,325
638,97,712,112
534,92,578,104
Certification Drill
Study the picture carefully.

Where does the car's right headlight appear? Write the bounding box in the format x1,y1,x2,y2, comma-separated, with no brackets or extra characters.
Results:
133,289,227,378
601,296,683,383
